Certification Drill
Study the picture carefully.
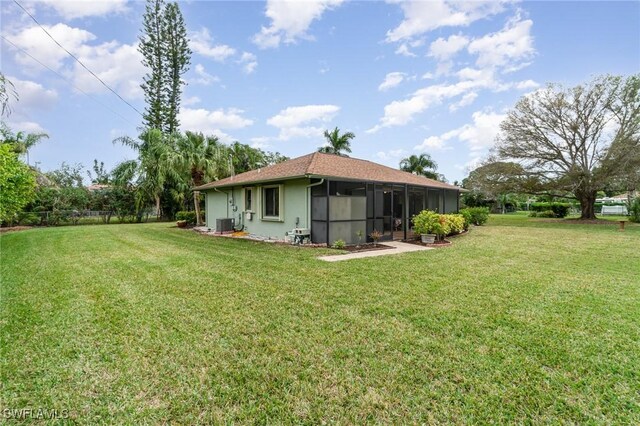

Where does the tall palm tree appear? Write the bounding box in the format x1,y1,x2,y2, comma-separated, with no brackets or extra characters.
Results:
399,154,439,180
0,123,48,165
318,127,355,156
176,132,223,225
113,129,181,218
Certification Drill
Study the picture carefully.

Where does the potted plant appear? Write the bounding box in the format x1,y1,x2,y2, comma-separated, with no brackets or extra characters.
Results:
369,229,382,246
176,220,188,228
412,210,439,243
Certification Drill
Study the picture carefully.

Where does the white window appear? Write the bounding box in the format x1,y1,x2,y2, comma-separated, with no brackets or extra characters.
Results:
244,187,254,212
262,185,283,221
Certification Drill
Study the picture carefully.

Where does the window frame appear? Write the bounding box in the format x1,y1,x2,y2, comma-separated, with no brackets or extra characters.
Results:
261,184,284,221
244,187,255,212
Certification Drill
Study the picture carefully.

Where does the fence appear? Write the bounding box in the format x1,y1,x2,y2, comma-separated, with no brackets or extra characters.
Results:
13,210,160,226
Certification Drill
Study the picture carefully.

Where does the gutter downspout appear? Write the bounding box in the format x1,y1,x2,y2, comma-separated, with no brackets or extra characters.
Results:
305,177,325,238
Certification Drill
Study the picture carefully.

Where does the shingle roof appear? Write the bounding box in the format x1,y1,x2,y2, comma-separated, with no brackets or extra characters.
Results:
194,152,462,191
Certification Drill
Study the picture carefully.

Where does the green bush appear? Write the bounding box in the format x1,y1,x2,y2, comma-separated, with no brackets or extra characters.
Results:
530,202,570,218
528,211,538,217
412,210,440,235
332,239,346,249
175,211,197,225
629,197,640,223
443,214,465,234
537,210,557,218
460,207,489,226
17,212,40,226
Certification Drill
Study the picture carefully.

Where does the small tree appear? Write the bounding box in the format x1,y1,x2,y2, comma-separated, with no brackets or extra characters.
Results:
318,127,355,156
400,154,440,180
496,75,640,219
0,144,36,223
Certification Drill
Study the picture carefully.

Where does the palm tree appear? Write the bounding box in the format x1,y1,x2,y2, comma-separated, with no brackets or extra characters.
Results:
399,154,439,180
0,123,48,165
113,129,181,218
176,132,223,225
318,127,355,156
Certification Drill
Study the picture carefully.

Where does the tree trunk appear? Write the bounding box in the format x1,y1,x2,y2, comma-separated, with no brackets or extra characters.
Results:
193,190,202,226
578,191,597,219
155,195,161,219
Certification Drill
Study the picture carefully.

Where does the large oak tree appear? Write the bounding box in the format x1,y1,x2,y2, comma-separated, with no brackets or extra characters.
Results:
496,75,640,219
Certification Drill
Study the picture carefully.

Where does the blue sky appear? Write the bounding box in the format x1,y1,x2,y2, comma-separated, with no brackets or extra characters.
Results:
1,0,639,183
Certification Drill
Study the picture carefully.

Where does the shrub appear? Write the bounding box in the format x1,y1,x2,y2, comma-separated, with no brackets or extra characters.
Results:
530,202,570,218
332,239,346,249
528,211,538,217
412,210,440,235
432,215,451,241
536,210,557,218
443,214,465,234
17,212,40,226
460,207,489,226
629,197,640,223
175,211,197,225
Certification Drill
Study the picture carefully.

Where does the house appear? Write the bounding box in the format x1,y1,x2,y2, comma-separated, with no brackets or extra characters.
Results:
194,152,463,245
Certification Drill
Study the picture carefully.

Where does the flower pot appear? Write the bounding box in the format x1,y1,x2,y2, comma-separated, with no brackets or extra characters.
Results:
176,220,188,228
421,234,436,244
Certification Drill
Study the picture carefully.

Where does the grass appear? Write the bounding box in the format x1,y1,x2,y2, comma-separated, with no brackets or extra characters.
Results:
1,216,639,423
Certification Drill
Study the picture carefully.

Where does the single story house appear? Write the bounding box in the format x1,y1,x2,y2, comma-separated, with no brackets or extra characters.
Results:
194,152,464,245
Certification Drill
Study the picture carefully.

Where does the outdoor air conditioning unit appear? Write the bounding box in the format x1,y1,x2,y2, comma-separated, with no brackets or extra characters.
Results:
216,218,235,234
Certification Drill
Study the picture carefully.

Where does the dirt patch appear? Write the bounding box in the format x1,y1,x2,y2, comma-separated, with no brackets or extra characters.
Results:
0,226,34,233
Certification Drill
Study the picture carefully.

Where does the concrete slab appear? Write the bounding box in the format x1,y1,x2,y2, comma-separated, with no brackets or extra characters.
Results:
318,241,433,262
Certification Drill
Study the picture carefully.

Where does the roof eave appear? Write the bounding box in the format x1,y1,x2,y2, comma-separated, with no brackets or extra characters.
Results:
195,174,308,191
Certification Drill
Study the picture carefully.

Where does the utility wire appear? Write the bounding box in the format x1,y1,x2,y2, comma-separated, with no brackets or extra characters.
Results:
12,0,144,118
1,35,138,127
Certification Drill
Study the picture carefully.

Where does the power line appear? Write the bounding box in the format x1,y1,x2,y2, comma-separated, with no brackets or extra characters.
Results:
12,0,144,118
1,35,138,127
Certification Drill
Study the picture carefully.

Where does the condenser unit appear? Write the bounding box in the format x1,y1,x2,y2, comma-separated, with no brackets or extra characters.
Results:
215,218,234,234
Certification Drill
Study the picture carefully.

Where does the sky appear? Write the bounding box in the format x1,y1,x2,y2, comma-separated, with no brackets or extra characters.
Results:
1,0,639,183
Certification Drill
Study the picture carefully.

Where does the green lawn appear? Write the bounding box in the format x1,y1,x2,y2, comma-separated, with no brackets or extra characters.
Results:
1,216,639,423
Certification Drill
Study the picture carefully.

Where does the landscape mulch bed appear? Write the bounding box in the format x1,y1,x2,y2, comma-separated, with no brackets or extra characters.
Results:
404,239,453,248
340,243,394,253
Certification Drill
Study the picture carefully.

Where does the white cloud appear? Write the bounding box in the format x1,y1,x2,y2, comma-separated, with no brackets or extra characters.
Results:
368,80,484,132
416,110,505,153
190,28,236,62
456,110,506,151
5,120,47,134
191,64,220,86
514,79,539,90
183,96,201,107
5,23,96,71
238,52,258,74
36,0,128,19
179,108,253,136
467,16,535,72
428,34,469,61
386,0,510,43
378,72,406,91
376,149,407,162
253,0,344,49
267,104,340,140
249,136,272,149
449,91,478,112
9,76,58,110
395,43,417,57
72,41,145,100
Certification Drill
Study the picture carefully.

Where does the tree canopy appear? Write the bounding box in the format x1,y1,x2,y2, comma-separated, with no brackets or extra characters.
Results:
318,127,355,156
399,153,441,180
495,74,640,219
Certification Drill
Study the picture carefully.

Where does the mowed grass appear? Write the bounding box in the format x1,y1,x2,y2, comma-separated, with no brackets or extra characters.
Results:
1,216,639,423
